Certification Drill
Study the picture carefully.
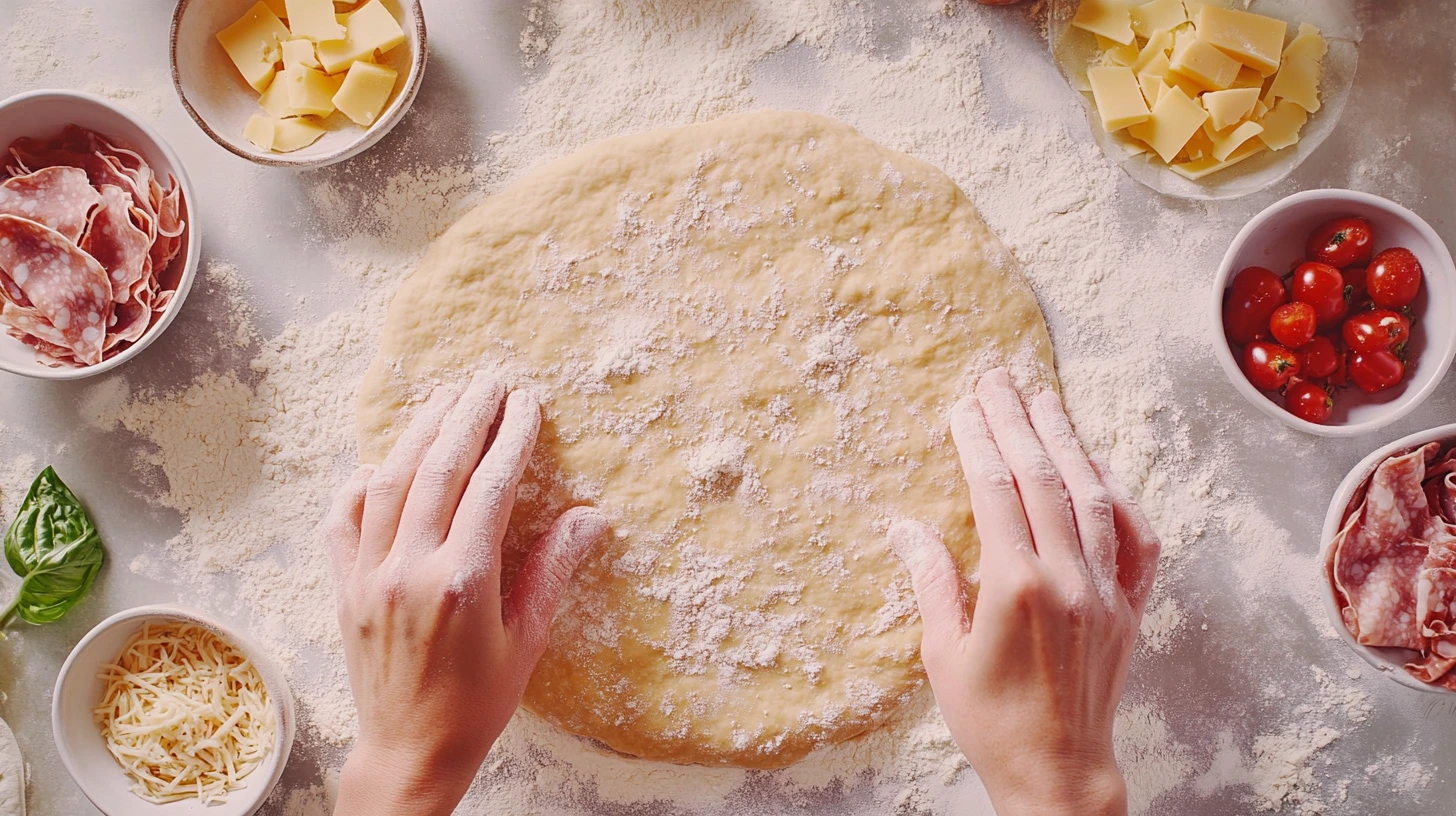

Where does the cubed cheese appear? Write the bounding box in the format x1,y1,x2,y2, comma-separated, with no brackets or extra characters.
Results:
285,0,345,42
272,117,327,152
1088,65,1151,131
1196,6,1288,75
244,114,277,151
316,0,406,73
1208,119,1264,161
1170,36,1242,90
1201,87,1260,130
1257,98,1308,150
1161,68,1206,100
1132,29,1174,71
258,74,305,118
332,60,398,126
1182,128,1215,161
1097,36,1141,67
1072,0,1135,46
216,2,290,92
1138,71,1163,106
282,38,321,71
1128,85,1209,163
1267,53,1322,112
1170,138,1265,179
1130,0,1186,38
1284,23,1328,63
1137,51,1172,83
285,65,340,116
1230,65,1266,90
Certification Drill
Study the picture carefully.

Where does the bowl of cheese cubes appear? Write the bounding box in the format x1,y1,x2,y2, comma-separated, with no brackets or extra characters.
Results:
170,0,426,167
1050,0,1359,200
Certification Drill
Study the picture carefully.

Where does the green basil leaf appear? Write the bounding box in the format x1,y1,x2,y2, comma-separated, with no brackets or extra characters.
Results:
3,467,105,626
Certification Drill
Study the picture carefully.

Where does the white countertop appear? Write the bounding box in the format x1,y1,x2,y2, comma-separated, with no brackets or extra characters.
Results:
1,1,1453,814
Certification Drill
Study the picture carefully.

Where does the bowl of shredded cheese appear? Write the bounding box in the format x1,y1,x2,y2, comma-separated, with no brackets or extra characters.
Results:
52,606,294,815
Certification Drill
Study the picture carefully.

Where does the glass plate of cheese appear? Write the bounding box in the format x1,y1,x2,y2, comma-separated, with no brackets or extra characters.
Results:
1050,0,1360,200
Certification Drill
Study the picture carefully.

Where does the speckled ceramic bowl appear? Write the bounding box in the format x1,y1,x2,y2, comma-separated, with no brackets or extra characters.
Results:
171,0,427,168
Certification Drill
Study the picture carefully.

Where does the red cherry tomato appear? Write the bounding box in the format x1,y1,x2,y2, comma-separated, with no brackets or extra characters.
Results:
1297,335,1340,379
1242,341,1301,391
1348,349,1406,393
1306,217,1375,268
1285,380,1333,424
1223,266,1289,344
1367,247,1423,309
1269,302,1317,348
1342,309,1411,354
1291,262,1349,326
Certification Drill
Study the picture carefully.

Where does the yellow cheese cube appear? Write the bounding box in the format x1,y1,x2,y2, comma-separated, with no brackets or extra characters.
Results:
285,65,340,116
216,2,289,92
1161,69,1205,100
1072,0,1135,46
282,38,321,72
1088,65,1151,131
1196,6,1287,75
1097,36,1141,67
244,114,277,151
1170,36,1242,90
1128,85,1209,163
1257,98,1308,150
1201,87,1260,130
316,0,406,73
1170,137,1265,179
1268,53,1322,112
273,117,327,152
258,75,306,118
1137,51,1171,83
285,0,345,42
1284,23,1328,63
332,60,398,126
1230,65,1265,90
1130,0,1186,38
1209,119,1264,161
1182,128,1215,161
1132,29,1174,72
1138,71,1163,106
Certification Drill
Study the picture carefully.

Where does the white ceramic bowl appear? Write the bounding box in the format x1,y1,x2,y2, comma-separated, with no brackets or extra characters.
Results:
1319,425,1456,695
0,90,201,381
52,605,296,815
1211,189,1456,437
171,0,427,168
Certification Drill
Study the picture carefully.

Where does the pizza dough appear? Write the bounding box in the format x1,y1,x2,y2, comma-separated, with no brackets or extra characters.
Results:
0,716,24,816
357,111,1056,767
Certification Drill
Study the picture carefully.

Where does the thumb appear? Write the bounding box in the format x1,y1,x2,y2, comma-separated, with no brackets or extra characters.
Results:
503,506,610,662
889,520,970,640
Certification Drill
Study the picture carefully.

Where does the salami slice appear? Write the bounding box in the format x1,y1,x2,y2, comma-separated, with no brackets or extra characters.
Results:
0,166,102,244
1328,443,1440,650
83,185,151,303
0,214,114,365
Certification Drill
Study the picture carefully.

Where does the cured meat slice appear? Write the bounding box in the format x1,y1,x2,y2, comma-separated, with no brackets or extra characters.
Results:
1424,447,1456,527
0,166,101,243
0,214,113,365
1328,443,1439,651
82,185,151,303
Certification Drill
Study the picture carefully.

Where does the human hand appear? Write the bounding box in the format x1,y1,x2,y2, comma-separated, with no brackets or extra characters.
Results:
326,372,610,816
890,368,1160,816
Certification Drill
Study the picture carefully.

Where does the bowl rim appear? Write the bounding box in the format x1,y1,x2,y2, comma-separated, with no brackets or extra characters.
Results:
0,89,202,382
1209,188,1456,438
169,0,429,169
50,603,297,813
1318,424,1456,695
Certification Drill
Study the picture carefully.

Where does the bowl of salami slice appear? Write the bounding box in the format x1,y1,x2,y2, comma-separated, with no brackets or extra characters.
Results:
1321,424,1456,694
0,90,199,379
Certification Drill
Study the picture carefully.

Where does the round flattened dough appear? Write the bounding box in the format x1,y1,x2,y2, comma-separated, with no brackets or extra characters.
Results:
0,716,24,816
357,111,1056,768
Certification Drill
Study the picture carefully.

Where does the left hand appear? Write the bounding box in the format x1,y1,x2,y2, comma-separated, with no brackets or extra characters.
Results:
327,372,610,816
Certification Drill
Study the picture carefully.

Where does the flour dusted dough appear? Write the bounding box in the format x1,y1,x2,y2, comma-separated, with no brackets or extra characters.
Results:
0,717,23,816
357,111,1055,768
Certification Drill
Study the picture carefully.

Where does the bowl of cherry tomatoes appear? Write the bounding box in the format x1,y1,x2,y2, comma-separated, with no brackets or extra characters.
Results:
1213,189,1456,437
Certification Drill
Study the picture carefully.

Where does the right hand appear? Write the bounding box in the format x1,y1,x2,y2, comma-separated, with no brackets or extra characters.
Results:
890,369,1160,816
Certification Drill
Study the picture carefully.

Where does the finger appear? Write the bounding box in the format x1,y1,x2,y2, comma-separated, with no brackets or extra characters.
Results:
503,507,609,661
1028,391,1118,609
949,396,1036,577
358,383,466,569
974,369,1089,586
889,520,969,640
394,372,507,553
324,465,374,586
444,389,542,592
1091,458,1162,616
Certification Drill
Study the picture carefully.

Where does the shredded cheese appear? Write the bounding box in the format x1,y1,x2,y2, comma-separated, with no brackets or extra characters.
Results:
94,621,276,805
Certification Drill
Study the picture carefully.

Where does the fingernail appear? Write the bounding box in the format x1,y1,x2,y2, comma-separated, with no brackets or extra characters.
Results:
567,507,610,553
